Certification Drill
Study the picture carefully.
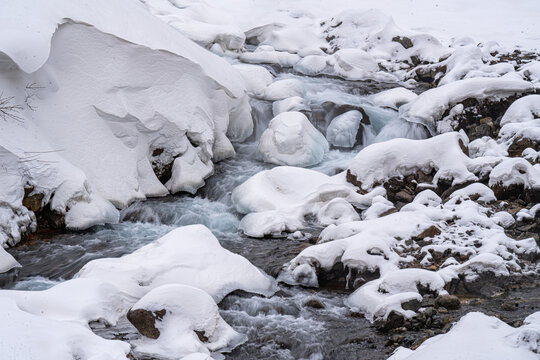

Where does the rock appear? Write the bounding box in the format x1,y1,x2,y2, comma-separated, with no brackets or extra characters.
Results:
415,225,442,241
22,187,44,213
434,294,461,310
126,308,165,339
374,311,404,332
303,298,326,309
501,301,519,311
392,36,414,49
396,190,414,203
402,298,421,312
508,136,538,158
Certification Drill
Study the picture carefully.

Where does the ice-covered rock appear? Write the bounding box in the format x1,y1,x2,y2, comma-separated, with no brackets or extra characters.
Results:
326,110,363,148
389,312,540,360
272,96,309,116
128,284,246,359
256,112,329,167
77,225,276,302
293,55,328,76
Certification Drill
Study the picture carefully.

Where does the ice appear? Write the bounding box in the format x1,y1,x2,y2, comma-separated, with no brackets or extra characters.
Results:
256,111,329,167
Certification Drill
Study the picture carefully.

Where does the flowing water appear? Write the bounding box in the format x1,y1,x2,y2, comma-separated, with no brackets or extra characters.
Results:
6,73,531,359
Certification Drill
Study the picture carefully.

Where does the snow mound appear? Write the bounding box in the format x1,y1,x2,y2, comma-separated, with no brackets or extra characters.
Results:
389,311,540,360
256,112,329,167
500,95,540,126
129,284,246,359
232,166,381,237
76,225,276,302
326,110,363,148
369,88,418,110
0,297,130,360
347,132,480,190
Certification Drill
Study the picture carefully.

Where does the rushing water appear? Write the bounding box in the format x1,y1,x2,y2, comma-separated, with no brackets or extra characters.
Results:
5,74,437,359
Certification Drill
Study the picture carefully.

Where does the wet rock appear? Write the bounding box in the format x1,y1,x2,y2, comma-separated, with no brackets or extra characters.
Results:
374,311,404,332
434,294,461,310
402,298,421,312
421,295,435,307
126,308,166,339
501,301,519,311
303,298,326,309
195,330,208,342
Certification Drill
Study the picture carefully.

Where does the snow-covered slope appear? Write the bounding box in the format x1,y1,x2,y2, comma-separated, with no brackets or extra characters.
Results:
0,0,253,246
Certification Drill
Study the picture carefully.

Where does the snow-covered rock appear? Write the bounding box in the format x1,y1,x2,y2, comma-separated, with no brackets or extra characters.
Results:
500,95,540,126
232,166,382,237
346,132,489,190
326,110,363,148
128,284,246,359
389,312,540,360
0,297,130,360
293,55,328,76
401,77,535,134
233,63,274,96
256,112,329,167
0,246,21,273
77,225,276,302
262,79,305,101
369,88,418,110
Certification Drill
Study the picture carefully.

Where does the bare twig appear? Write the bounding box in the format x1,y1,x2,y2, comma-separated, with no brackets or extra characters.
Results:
0,93,23,122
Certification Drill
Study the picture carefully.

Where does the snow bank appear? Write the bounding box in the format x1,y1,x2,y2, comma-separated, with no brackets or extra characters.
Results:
256,112,329,167
129,284,246,359
0,0,253,246
77,225,276,302
389,311,540,360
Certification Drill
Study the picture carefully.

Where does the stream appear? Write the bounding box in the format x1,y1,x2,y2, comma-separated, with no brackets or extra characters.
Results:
4,72,538,360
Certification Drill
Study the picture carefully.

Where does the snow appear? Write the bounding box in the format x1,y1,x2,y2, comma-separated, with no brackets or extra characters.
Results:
279,185,539,319
262,79,305,101
0,246,21,273
448,183,496,204
488,157,540,190
256,111,329,167
500,95,540,126
401,77,535,134
369,88,418,110
347,132,480,190
293,55,328,76
232,64,274,97
0,297,130,360
129,284,246,359
326,111,363,148
232,166,381,237
76,225,276,302
389,311,540,360
0,0,254,245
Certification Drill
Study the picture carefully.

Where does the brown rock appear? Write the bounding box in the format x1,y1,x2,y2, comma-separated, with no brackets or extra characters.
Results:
303,298,325,309
127,308,166,339
415,225,441,240
434,295,461,310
